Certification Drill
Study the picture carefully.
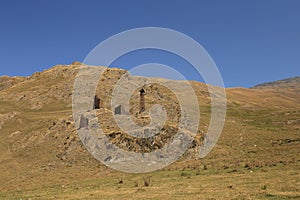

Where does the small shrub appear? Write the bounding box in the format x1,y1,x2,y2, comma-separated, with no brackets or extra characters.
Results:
261,185,267,190
180,171,190,177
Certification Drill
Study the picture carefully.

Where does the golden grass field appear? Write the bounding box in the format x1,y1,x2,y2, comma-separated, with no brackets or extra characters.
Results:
0,63,299,199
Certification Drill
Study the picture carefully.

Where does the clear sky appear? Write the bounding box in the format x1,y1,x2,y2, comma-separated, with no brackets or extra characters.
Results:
0,0,299,87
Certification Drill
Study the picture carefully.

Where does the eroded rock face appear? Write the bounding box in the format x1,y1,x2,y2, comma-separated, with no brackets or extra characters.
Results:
71,65,203,164
79,114,89,130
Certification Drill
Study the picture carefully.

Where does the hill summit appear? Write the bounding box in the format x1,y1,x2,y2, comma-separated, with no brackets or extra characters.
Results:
252,76,300,89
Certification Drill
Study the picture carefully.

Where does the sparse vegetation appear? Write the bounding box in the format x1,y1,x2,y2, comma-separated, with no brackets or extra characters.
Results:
0,64,299,199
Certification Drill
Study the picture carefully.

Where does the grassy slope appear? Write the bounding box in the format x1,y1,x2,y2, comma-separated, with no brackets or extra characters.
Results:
0,64,299,199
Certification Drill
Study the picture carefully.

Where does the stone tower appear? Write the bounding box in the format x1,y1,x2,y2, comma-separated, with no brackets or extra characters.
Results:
94,95,101,109
139,88,146,113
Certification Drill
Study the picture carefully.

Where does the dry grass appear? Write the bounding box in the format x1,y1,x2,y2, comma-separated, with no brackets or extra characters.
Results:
0,163,299,199
0,65,299,199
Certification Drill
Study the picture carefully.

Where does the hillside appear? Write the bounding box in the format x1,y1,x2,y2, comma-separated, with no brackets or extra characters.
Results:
252,76,300,89
0,63,299,199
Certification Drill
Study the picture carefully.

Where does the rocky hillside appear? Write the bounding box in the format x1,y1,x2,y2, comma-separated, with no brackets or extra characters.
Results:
0,63,299,197
0,76,27,91
252,76,300,89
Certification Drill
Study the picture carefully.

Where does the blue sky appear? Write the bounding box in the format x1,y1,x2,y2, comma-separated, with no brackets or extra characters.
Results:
0,0,299,87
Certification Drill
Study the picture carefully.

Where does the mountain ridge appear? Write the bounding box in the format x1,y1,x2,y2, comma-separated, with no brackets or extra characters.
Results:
1,62,299,91
251,76,300,89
